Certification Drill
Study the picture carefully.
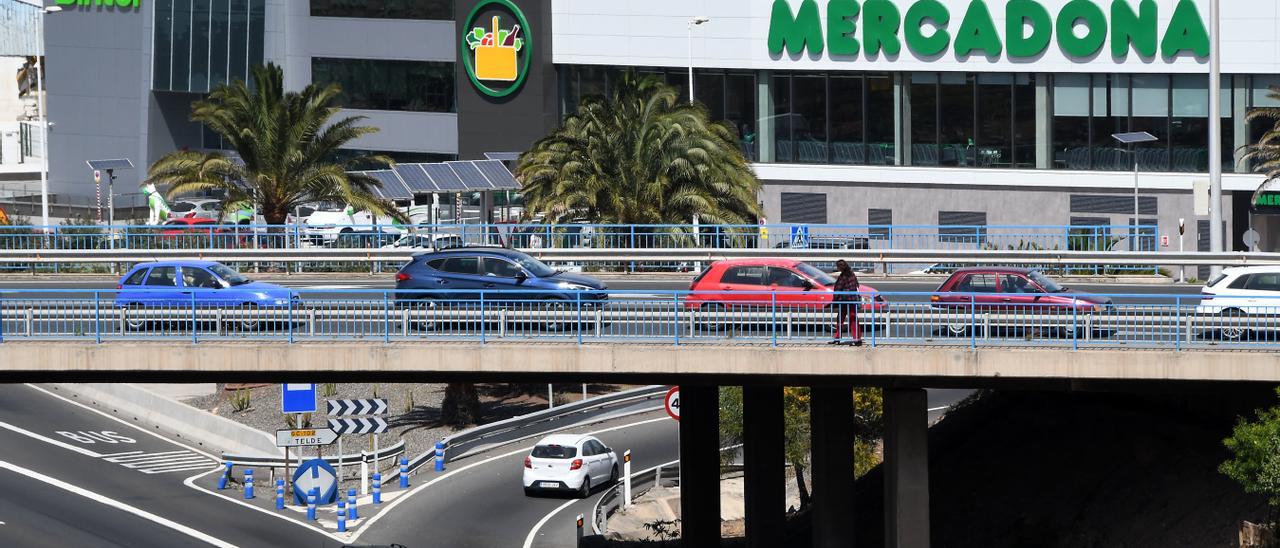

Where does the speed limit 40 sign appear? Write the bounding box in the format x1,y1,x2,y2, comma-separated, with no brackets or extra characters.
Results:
664,386,680,421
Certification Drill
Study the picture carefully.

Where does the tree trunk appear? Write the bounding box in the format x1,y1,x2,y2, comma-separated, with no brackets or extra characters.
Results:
793,461,811,509
442,382,482,426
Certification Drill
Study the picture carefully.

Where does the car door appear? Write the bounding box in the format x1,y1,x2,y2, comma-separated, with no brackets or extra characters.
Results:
768,267,823,308
585,440,608,482
139,266,184,307
999,273,1046,312
434,256,485,302
480,257,532,306
951,273,1001,309
1243,273,1280,313
717,265,770,309
181,266,227,307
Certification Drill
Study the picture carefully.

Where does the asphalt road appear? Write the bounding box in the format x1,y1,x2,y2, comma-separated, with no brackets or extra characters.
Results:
0,384,339,548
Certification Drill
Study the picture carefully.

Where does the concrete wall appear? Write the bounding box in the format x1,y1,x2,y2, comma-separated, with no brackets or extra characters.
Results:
4,342,1279,384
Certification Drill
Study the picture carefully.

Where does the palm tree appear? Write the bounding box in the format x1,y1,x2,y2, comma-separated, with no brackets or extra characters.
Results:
1242,85,1280,206
145,63,400,225
516,71,761,226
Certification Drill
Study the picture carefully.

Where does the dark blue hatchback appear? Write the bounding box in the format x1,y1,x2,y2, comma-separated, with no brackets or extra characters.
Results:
394,248,608,306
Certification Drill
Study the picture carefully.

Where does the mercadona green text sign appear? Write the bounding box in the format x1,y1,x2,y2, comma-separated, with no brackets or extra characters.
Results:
768,0,1209,60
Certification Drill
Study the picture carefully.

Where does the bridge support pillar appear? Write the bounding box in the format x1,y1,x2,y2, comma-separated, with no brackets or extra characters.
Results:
743,385,784,548
884,387,930,548
810,385,856,548
680,384,721,547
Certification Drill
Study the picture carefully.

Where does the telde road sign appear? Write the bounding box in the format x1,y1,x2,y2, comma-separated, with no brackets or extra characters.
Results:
275,428,338,448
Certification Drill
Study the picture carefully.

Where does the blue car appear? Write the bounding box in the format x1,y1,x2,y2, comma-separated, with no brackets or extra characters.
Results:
115,261,300,330
394,248,608,311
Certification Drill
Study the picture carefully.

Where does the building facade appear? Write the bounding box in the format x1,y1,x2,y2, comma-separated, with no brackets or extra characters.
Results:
39,0,1280,249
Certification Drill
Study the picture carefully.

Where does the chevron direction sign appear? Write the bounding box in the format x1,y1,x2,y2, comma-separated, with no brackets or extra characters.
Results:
328,417,389,435
327,399,389,417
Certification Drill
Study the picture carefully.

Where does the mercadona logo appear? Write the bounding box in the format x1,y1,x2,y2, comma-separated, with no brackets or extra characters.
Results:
462,0,531,98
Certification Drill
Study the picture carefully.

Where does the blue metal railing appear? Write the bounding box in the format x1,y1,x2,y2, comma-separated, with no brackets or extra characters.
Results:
0,222,1161,274
1,288,1276,351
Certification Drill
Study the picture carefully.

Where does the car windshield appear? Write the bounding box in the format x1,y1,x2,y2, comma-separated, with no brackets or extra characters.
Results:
513,254,556,277
531,445,577,459
1027,271,1064,292
795,262,837,285
208,263,251,286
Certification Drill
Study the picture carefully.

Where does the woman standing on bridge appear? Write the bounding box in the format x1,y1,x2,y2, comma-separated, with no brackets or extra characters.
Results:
831,260,862,346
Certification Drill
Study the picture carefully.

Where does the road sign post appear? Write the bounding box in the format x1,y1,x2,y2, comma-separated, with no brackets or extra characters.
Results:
623,449,632,508
293,458,339,506
327,398,388,496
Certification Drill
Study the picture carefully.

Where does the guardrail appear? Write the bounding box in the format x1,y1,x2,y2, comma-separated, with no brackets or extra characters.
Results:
0,247,1274,268
221,439,406,470
592,459,681,535
2,289,1279,351
0,222,1160,274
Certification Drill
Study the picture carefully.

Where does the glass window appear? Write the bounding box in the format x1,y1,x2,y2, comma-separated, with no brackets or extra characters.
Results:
1130,74,1170,171
725,73,757,161
1245,273,1280,292
441,257,480,275
248,0,264,76
153,0,174,90
482,258,522,278
829,75,863,165
311,58,455,113
172,0,192,91
531,445,576,459
796,263,836,285
722,266,767,286
310,0,453,20
939,72,974,166
229,0,249,83
1052,74,1090,169
767,267,810,288
1013,74,1036,167
210,0,229,86
182,267,222,289
955,274,997,293
976,73,1012,167
1001,274,1042,293
910,73,938,166
1171,74,1209,173
124,268,149,286
1028,271,1064,292
793,75,828,163
865,73,894,165
1092,75,1130,171
145,267,178,287
191,0,210,91
511,255,555,277
695,72,725,121
1228,274,1253,289
209,263,250,285
770,74,792,162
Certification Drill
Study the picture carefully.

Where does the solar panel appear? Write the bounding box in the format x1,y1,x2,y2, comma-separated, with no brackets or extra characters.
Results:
86,158,134,171
364,170,413,200
446,161,495,190
393,164,438,193
473,160,520,190
483,152,521,161
421,163,467,191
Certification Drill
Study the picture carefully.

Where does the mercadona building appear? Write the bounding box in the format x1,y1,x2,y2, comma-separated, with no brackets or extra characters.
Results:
37,0,1280,251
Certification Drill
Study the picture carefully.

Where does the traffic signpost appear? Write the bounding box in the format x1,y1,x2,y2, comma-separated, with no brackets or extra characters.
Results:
327,398,390,496
280,383,318,499
292,458,338,505
327,399,388,416
665,386,680,421
276,428,339,448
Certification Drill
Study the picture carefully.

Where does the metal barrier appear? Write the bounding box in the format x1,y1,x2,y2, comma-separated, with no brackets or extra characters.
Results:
3,288,1280,351
0,222,1160,274
221,439,406,470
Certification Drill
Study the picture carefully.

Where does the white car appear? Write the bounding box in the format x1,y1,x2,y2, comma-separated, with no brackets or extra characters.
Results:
1197,266,1280,339
522,434,618,498
380,234,467,250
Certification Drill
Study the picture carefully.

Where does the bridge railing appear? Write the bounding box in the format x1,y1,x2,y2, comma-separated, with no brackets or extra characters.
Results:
0,223,1159,274
1,289,1278,351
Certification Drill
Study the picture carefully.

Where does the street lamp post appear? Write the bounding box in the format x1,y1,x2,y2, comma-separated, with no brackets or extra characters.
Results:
1208,0,1223,277
687,16,710,104
1112,132,1159,250
37,6,62,230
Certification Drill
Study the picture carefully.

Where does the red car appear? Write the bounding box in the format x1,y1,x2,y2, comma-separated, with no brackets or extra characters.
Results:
930,267,1113,312
160,217,223,238
685,258,886,312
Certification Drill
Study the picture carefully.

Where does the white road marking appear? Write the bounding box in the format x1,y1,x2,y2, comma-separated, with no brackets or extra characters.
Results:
927,406,950,412
346,415,671,543
0,460,238,548
104,450,219,474
0,420,103,458
521,498,580,548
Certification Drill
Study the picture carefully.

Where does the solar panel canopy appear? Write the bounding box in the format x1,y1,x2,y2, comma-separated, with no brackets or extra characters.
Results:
86,159,135,171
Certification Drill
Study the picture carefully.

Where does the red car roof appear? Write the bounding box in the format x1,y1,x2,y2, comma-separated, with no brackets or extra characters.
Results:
707,258,803,268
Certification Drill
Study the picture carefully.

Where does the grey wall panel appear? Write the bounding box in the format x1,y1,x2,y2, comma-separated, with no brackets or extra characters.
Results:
341,110,458,154
306,18,455,62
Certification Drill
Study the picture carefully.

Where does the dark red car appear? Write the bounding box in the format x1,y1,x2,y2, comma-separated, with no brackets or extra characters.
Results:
160,217,223,238
931,267,1113,312
685,258,886,312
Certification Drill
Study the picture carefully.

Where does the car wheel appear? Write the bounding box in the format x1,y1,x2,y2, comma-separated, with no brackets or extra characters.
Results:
1220,308,1247,341
578,477,591,498
543,298,570,332
609,465,619,485
523,487,536,497
123,304,146,332
236,303,260,331
698,303,726,332
946,321,968,336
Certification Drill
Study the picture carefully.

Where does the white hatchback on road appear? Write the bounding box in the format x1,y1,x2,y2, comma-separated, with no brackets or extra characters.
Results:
1197,266,1280,339
523,434,619,498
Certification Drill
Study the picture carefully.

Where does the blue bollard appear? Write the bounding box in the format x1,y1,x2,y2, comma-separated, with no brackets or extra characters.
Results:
217,462,232,490
244,469,254,499
347,488,358,521
372,473,382,504
275,479,285,510
336,500,347,533
435,441,445,472
307,488,318,521
400,457,410,488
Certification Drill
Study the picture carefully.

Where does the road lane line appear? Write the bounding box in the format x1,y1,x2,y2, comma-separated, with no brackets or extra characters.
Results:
521,498,580,548
927,406,949,412
0,420,102,458
181,469,349,543
347,415,670,543
0,460,238,548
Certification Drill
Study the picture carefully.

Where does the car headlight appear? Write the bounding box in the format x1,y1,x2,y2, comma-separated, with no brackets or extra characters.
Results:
557,282,591,290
